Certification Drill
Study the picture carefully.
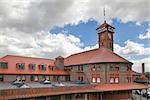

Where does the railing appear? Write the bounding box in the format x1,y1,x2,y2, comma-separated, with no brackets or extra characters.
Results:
0,85,93,99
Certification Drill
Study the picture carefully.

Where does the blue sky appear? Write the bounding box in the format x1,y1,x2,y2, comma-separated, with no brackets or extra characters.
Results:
50,19,149,48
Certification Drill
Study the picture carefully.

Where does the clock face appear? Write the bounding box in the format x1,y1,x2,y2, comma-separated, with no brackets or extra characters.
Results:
108,33,111,39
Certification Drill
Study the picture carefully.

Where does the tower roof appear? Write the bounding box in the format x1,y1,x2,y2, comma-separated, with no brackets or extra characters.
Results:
96,21,115,31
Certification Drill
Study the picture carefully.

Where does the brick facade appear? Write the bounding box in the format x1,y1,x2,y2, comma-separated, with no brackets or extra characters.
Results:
67,63,132,84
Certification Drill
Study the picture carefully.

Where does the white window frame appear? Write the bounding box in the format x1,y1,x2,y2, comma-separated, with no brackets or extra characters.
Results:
46,76,49,81
16,76,21,81
22,75,25,81
92,77,96,83
110,78,114,83
97,77,101,83
34,76,38,81
115,77,119,83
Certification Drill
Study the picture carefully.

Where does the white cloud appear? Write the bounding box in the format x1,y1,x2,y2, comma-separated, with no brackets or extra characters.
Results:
114,40,150,56
0,0,149,32
114,41,150,72
0,28,98,59
0,28,149,72
139,28,150,40
131,58,150,73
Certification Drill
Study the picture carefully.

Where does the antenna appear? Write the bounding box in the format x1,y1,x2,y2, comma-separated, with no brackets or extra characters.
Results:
103,7,106,23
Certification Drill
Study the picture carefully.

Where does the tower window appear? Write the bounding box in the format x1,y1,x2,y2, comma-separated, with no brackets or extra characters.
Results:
109,42,112,48
101,42,104,46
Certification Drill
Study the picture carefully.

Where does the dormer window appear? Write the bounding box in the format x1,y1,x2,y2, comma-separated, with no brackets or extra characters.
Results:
29,64,36,70
17,63,25,70
49,66,54,70
0,62,8,69
39,64,46,70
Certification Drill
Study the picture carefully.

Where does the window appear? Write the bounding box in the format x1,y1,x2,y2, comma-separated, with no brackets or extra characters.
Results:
81,66,83,71
29,64,36,70
22,75,26,81
97,78,101,83
61,76,65,81
127,65,131,71
115,66,119,71
115,77,119,83
110,66,114,71
78,66,80,71
42,75,46,80
39,64,46,70
30,75,34,81
30,75,38,81
16,76,21,81
75,94,84,99
0,62,8,69
50,96,61,100
92,77,96,83
109,42,112,48
78,66,83,71
81,76,83,81
51,66,54,70
53,76,57,81
110,77,114,83
101,42,104,46
17,63,25,70
91,66,96,71
46,76,50,81
66,76,70,81
49,66,55,70
0,75,4,81
96,66,101,70
34,75,38,81
127,77,132,83
65,94,72,100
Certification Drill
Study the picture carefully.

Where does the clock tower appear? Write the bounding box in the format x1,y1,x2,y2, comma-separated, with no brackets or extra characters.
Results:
96,20,115,51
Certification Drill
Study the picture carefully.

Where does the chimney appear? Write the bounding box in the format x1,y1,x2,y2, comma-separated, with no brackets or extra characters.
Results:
142,63,145,74
55,56,64,70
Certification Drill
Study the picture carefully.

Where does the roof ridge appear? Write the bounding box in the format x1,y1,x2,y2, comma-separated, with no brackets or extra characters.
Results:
3,55,54,61
111,51,132,63
100,47,131,63
65,48,99,59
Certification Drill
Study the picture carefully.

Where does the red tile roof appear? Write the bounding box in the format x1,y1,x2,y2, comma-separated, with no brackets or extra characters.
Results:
94,83,148,91
0,83,148,99
96,21,115,30
132,71,142,75
65,47,132,66
0,55,69,75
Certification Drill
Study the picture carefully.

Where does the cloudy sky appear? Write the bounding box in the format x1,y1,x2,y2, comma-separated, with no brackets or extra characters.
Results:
0,0,149,72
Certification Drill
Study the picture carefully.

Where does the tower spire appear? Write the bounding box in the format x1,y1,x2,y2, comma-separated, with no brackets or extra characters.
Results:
103,7,106,23
96,8,115,51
